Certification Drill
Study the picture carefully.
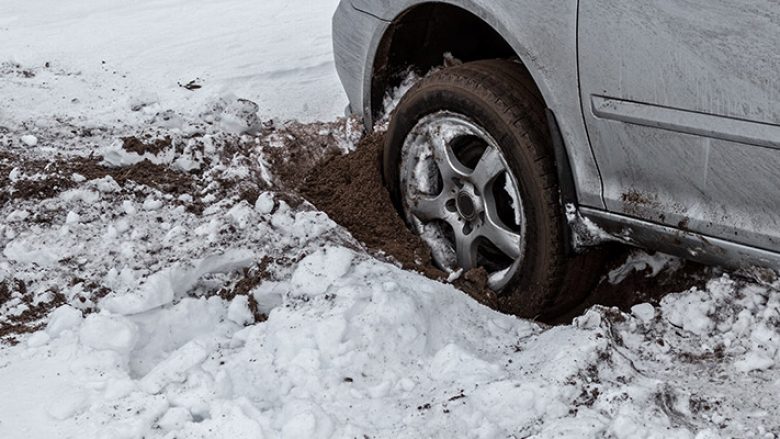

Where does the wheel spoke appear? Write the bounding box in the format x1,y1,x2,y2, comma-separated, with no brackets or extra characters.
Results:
480,216,522,260
400,112,527,289
409,193,447,222
455,229,478,269
427,128,470,182
471,146,505,193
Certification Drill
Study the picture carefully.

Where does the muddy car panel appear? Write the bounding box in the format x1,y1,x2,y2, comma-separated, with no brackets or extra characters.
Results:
579,0,780,254
333,0,780,271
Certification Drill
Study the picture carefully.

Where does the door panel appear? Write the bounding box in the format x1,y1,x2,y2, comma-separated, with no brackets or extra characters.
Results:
579,0,780,252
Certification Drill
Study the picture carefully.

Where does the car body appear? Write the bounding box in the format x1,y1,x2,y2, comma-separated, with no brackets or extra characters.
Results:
332,0,780,273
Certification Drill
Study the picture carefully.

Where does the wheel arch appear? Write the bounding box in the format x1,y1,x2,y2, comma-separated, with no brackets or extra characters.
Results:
360,0,606,210
366,2,545,121
366,2,583,208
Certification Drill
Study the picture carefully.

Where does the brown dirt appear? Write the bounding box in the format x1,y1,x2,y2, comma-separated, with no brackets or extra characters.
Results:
65,158,197,197
551,245,712,324
301,132,435,272
300,131,499,308
0,278,67,345
121,135,173,156
265,120,358,191
0,123,717,335
297,131,711,319
0,152,197,208
217,257,273,324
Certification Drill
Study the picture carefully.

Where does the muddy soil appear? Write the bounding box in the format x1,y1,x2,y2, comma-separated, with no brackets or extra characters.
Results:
301,132,435,274
0,278,66,345
298,131,710,322
0,122,713,335
552,247,712,324
0,152,196,210
300,132,500,308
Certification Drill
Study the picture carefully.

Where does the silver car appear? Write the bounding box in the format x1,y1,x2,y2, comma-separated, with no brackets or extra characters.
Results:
332,0,780,317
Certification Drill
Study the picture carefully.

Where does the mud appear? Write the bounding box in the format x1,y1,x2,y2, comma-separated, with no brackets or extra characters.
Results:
0,278,66,345
0,153,197,209
121,135,173,156
298,131,708,318
552,246,712,324
265,120,359,191
218,258,273,324
0,121,720,338
301,132,434,272
300,131,498,308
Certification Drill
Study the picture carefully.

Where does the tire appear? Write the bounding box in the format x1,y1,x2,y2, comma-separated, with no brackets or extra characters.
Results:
383,59,602,319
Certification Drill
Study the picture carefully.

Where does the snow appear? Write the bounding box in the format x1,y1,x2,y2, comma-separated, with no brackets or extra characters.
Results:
609,250,683,284
290,247,355,297
226,296,253,326
631,302,657,323
0,1,779,438
46,305,83,338
0,0,346,127
20,135,37,147
80,313,138,354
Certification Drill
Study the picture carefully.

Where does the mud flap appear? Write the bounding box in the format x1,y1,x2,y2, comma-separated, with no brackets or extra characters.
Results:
546,108,578,255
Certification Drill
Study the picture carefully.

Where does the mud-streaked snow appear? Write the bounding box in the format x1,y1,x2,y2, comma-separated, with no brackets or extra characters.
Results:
1,1,780,438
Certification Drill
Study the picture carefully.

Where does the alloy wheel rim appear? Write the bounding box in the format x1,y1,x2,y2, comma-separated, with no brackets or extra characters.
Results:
399,111,527,290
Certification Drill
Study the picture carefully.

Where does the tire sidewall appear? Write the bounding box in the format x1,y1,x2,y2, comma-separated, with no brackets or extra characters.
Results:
384,79,560,315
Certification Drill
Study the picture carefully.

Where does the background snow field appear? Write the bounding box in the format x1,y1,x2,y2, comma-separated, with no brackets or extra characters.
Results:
0,0,345,127
1,1,780,438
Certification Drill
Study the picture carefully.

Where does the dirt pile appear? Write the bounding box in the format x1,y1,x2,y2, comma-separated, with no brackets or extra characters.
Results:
0,121,714,332
301,132,435,273
300,132,499,308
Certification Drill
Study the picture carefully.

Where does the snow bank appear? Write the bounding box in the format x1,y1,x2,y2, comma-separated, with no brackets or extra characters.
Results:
0,0,778,437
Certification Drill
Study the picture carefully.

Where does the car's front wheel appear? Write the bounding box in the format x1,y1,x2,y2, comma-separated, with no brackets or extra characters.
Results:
383,59,601,319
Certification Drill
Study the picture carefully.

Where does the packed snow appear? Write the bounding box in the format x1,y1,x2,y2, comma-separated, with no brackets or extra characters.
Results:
1,1,779,438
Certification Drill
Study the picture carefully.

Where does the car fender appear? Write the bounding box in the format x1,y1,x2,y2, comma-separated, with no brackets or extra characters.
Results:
356,0,605,209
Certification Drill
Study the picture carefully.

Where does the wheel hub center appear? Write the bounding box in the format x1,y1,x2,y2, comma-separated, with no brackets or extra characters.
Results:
456,191,479,221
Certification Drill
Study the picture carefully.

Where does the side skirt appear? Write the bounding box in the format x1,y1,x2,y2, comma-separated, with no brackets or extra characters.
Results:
579,207,780,272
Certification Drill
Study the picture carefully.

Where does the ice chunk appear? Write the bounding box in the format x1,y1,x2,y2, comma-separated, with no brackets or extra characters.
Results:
102,250,256,315
3,239,61,267
6,209,29,222
226,202,254,230
227,296,253,325
735,351,775,373
80,313,138,354
631,303,656,324
290,247,354,297
157,407,192,432
65,211,80,224
20,134,38,146
139,339,211,394
46,305,83,337
143,197,164,211
255,192,275,214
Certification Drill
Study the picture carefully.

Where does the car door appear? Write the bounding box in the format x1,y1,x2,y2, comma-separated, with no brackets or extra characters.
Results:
578,0,780,253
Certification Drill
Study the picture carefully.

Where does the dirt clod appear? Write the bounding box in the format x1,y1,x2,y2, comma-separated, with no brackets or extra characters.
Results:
121,135,172,156
301,132,436,274
218,258,273,324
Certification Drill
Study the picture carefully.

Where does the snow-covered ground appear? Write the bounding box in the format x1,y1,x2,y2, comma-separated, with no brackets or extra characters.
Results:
1,1,780,438
0,0,345,129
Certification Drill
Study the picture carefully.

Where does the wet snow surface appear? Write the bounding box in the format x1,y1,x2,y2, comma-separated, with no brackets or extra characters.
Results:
1,1,780,438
